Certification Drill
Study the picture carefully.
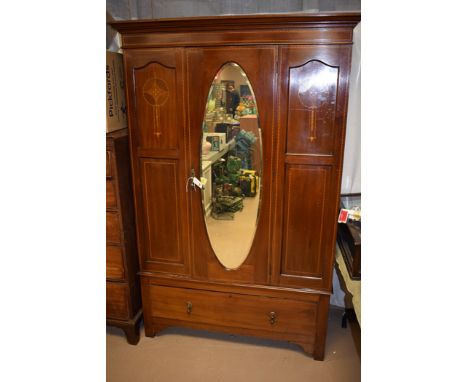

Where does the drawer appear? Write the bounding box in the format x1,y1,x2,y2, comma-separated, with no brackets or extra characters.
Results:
149,285,317,335
106,245,125,280
106,150,113,178
107,282,130,320
106,211,121,244
106,179,117,209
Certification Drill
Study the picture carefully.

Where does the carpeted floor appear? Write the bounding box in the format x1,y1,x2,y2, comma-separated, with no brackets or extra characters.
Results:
107,306,360,381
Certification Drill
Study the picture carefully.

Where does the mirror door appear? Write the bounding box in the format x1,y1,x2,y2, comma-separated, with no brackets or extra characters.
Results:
200,62,262,271
187,46,276,284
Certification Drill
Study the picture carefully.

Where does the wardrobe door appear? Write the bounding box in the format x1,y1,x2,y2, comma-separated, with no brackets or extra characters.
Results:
272,45,352,291
186,46,276,284
124,49,190,275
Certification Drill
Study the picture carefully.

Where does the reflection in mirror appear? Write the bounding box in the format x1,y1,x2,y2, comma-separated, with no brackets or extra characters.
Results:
200,63,262,270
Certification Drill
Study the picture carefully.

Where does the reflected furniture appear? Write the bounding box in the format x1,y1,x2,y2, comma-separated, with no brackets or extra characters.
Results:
239,115,261,173
201,160,212,216
337,193,361,280
335,244,361,356
111,13,360,360
106,129,142,344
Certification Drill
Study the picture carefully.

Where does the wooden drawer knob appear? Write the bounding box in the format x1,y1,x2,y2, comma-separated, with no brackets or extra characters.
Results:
186,301,193,314
269,311,277,325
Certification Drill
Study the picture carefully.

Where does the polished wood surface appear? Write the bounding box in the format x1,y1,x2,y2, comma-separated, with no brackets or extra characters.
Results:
150,284,317,334
281,165,330,278
106,245,125,280
186,45,276,284
112,13,359,49
124,48,191,277
106,282,130,320
106,179,117,209
112,13,360,359
133,53,180,150
106,211,122,244
106,129,142,344
286,56,339,155
139,158,188,274
111,13,361,32
271,44,352,292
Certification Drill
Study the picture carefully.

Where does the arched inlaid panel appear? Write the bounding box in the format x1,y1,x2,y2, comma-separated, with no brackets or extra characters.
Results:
287,60,338,155
134,62,178,149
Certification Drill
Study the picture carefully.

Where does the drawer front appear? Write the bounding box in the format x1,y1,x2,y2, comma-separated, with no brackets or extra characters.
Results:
106,179,118,209
106,282,130,320
149,285,317,335
106,245,125,280
106,211,121,244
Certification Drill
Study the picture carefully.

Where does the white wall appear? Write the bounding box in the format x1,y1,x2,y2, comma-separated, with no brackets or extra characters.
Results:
341,23,361,194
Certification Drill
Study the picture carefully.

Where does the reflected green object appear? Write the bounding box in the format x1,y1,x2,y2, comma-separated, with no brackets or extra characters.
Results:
200,62,262,269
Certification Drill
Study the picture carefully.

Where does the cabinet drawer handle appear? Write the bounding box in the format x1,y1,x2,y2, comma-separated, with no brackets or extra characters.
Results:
186,301,192,314
269,311,277,325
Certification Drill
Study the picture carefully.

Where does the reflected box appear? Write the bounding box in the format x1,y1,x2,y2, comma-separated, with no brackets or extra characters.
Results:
205,135,220,151
215,122,240,142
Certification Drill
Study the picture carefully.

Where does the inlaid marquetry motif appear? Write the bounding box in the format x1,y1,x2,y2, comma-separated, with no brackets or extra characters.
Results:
143,78,170,138
134,61,178,150
287,60,338,155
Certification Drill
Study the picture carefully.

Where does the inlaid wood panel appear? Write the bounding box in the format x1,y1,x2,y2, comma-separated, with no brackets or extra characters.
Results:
134,61,178,150
272,44,352,292
287,60,338,155
281,164,330,278
124,49,189,278
139,158,187,274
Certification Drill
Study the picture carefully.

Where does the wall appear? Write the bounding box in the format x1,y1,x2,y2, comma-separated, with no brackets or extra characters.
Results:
218,64,247,93
341,23,361,194
107,0,360,20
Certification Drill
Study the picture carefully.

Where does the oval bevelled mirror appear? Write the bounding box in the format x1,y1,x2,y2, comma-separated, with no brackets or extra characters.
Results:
200,63,262,270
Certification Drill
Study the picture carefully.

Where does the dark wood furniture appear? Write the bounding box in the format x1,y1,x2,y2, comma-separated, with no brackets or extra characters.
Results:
337,193,361,280
111,13,360,360
106,129,142,344
335,246,361,357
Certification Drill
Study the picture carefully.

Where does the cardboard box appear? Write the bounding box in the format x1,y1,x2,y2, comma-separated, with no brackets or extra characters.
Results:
106,51,127,132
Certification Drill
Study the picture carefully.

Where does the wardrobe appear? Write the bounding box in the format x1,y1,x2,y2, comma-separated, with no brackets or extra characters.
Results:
111,12,360,360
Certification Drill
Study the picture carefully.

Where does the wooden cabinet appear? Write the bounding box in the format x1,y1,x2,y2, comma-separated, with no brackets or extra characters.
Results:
112,13,360,360
106,129,142,344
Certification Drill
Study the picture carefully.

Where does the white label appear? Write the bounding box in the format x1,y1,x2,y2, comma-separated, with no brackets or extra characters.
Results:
192,176,204,189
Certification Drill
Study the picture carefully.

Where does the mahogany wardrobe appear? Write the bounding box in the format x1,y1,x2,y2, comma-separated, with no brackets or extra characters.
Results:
111,12,360,360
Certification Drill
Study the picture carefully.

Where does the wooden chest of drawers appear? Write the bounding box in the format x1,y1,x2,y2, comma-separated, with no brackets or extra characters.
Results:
106,129,142,344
